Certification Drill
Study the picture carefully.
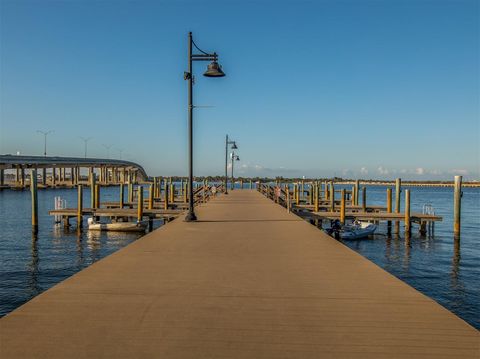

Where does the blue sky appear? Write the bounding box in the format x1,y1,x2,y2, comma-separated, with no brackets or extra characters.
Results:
1,0,478,180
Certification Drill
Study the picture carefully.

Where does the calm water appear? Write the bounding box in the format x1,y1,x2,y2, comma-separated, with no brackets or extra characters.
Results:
0,184,479,329
328,185,479,329
0,186,162,317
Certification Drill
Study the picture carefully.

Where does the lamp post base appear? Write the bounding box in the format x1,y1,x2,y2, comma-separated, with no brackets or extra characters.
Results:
184,211,197,222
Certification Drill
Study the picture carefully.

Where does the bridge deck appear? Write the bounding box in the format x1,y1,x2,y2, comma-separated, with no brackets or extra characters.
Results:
0,190,478,358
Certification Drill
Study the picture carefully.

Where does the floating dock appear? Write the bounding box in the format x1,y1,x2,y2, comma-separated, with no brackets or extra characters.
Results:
0,190,478,358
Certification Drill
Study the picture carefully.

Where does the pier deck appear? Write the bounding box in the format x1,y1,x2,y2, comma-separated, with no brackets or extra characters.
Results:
0,190,478,358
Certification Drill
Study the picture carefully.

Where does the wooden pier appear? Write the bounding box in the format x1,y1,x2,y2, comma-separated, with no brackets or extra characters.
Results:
0,190,477,358
259,183,443,235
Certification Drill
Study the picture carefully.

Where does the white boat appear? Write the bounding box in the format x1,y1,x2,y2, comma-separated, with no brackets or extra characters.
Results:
87,218,147,232
340,221,377,240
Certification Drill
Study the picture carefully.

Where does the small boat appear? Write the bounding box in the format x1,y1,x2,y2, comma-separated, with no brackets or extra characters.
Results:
87,218,147,232
340,221,377,240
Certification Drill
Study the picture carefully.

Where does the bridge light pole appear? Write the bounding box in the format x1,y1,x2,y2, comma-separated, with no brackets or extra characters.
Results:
116,148,124,160
80,137,93,159
102,144,112,159
184,31,225,222
230,151,240,190
36,130,54,157
225,135,237,194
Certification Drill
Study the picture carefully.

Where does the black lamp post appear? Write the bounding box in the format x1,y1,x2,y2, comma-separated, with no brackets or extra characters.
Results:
184,32,225,222
37,130,54,157
230,151,240,190
225,135,237,194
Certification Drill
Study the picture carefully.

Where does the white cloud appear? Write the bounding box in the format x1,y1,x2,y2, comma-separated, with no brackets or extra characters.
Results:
360,167,368,175
377,166,389,175
415,167,425,175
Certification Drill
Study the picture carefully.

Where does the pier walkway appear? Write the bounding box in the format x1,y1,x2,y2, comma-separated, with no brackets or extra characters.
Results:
1,190,478,358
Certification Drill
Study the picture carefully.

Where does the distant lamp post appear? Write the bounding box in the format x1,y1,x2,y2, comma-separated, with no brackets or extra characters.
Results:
36,130,54,157
117,148,124,160
225,135,237,194
80,137,93,159
102,144,112,159
230,151,240,190
184,31,225,222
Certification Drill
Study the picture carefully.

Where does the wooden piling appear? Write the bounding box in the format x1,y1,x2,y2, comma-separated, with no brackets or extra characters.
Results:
128,183,133,203
340,189,346,225
95,184,100,209
170,183,175,203
137,186,143,222
164,181,169,210
405,189,411,236
395,178,401,213
30,169,38,234
395,178,401,233
351,186,355,205
355,179,360,205
90,173,96,208
314,183,319,212
285,185,290,213
148,184,154,210
453,175,462,238
362,187,366,212
309,183,313,205
77,185,83,229
330,182,335,212
0,168,4,187
387,188,392,234
119,184,124,209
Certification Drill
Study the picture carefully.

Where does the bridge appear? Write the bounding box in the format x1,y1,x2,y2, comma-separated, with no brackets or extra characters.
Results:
0,154,148,188
0,189,478,358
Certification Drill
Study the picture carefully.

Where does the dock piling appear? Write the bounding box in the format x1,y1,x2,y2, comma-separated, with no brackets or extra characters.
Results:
90,173,96,208
395,178,401,233
164,180,169,210
362,187,366,212
77,185,83,229
355,179,360,205
148,184,154,210
387,188,392,234
453,175,462,238
340,189,346,225
329,181,335,212
30,169,38,234
119,184,124,209
137,186,143,222
405,189,411,236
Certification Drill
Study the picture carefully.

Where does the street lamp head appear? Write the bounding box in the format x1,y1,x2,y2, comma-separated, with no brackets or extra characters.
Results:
203,61,225,77
236,156,240,161
231,142,238,150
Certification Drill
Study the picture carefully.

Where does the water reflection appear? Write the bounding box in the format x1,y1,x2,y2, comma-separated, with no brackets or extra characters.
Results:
27,236,41,300
402,236,411,272
451,237,461,285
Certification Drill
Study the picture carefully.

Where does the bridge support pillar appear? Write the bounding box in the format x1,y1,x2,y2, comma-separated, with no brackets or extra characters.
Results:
20,167,25,188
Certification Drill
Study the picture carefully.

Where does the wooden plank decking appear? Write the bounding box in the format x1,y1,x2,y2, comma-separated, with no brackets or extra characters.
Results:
0,190,478,358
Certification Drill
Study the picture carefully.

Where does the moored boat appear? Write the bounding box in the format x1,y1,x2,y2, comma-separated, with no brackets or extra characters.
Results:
340,221,377,240
87,218,147,232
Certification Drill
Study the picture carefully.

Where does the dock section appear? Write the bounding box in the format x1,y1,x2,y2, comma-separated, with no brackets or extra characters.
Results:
0,190,478,358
